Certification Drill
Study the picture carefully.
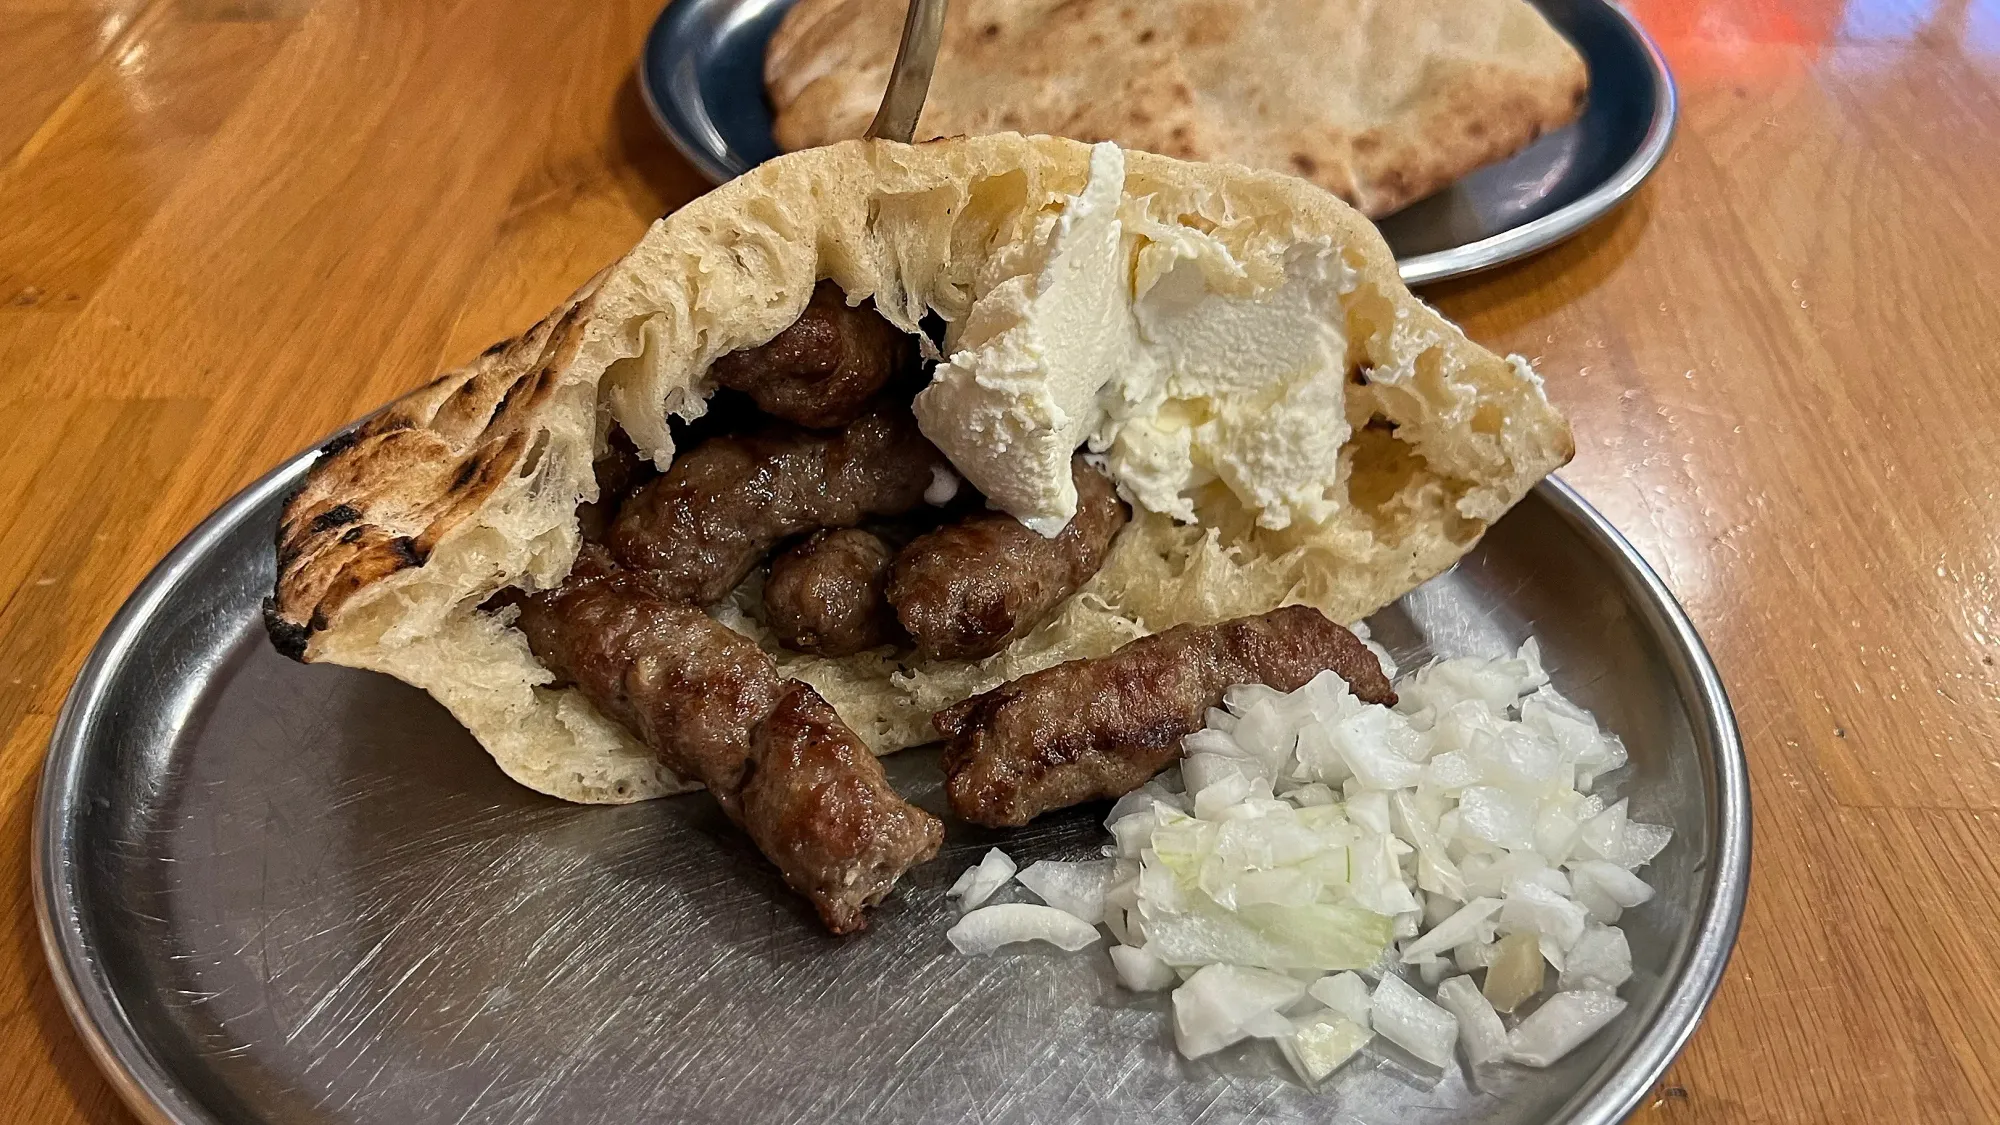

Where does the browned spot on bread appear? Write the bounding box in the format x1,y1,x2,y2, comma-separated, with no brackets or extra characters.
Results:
1180,1,1239,48
1291,152,1318,176
308,504,363,534
318,430,360,458
390,536,429,569
980,21,999,39
263,599,311,661
490,370,536,425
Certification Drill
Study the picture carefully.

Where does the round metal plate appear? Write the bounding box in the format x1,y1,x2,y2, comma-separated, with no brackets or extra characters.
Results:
638,0,1676,286
37,445,1748,1125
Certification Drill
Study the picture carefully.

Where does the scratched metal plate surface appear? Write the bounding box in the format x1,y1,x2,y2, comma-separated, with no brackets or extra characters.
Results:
38,461,1748,1125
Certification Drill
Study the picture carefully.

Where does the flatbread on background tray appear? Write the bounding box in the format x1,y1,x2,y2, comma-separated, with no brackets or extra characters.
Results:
764,0,1589,218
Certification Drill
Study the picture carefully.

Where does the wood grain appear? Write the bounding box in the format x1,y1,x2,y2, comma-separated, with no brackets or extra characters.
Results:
2,0,1996,1121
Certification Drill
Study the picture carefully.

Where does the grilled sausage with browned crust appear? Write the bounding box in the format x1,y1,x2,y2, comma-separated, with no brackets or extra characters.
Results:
741,682,943,932
887,457,1129,661
937,605,1394,827
609,406,948,605
707,280,912,429
511,544,940,932
763,528,902,656
514,545,782,796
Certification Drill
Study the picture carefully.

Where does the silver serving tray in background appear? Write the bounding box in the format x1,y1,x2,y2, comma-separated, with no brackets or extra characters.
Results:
638,0,1677,286
36,443,1748,1125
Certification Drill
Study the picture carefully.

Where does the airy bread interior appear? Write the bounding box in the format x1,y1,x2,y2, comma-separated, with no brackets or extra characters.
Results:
270,134,1572,804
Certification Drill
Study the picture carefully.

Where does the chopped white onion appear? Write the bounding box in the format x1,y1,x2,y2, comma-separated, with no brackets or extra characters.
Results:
946,904,1101,955
1287,782,1339,807
1232,699,1302,774
1306,971,1374,1029
1560,925,1633,993
1346,790,1393,834
1483,930,1545,1012
1370,973,1458,1068
1568,859,1656,909
1017,859,1114,924
1330,706,1429,790
1103,907,1133,945
1499,881,1588,952
1454,939,1499,972
1108,807,1164,858
1435,975,1509,1065
1611,822,1675,869
1508,990,1628,1066
1580,797,1673,870
1143,899,1392,973
1567,866,1624,925
1243,1008,1297,1041
1457,787,1538,851
1578,797,1627,858
1172,965,1309,1059
1423,749,1483,792
1396,646,1546,718
1193,772,1264,819
1280,1012,1372,1083
1105,777,1185,827
946,848,1017,912
1533,794,1585,864
1394,791,1467,901
1109,944,1179,991
1516,857,1574,898
1469,725,1566,793
1400,897,1503,963
1223,683,1286,715
1182,727,1246,760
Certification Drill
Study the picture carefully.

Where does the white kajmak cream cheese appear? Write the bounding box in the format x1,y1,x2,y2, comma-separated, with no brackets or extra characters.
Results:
913,143,1146,537
1105,243,1357,530
915,142,1362,536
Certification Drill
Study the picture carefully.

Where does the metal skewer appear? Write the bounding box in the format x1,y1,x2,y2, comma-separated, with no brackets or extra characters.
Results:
864,0,949,142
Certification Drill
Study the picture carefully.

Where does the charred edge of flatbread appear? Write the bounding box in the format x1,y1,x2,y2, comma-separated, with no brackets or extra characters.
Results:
264,285,601,662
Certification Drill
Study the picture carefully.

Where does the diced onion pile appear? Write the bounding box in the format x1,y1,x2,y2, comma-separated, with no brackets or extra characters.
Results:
945,637,1673,1084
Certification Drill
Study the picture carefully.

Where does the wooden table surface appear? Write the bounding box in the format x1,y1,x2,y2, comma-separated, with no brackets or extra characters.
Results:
4,0,1997,1120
